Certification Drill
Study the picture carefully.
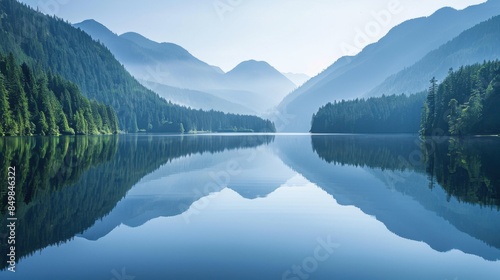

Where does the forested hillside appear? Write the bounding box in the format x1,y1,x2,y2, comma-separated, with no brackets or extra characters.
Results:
0,52,118,136
310,93,426,133
421,60,500,136
0,0,275,133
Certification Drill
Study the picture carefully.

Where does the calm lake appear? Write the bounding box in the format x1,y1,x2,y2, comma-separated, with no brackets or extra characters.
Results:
1,134,499,279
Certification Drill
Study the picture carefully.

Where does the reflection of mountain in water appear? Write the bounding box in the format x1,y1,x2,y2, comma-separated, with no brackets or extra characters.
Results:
0,134,275,270
79,143,296,241
278,135,500,261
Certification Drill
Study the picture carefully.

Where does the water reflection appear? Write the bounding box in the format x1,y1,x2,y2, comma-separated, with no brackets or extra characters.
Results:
0,134,499,279
423,137,500,207
307,134,500,259
0,134,275,270
311,134,425,172
311,134,500,208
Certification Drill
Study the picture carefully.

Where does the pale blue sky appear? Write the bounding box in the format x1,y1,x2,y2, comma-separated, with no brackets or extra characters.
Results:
20,0,486,75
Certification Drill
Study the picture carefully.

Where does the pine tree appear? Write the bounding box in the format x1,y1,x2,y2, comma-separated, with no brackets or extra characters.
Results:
38,111,49,135
423,77,438,135
0,75,14,135
107,105,119,134
5,53,32,135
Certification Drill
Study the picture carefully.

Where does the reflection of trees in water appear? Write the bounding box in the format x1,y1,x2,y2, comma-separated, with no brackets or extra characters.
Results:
311,135,425,172
312,135,500,208
423,137,500,208
0,134,274,270
0,137,119,208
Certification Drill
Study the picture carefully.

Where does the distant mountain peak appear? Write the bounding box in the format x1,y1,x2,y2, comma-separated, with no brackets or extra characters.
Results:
242,59,269,65
78,19,105,26
75,19,117,37
228,60,281,76
432,6,457,16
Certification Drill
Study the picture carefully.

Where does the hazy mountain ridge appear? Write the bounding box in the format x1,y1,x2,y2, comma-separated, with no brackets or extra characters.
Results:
277,0,500,131
75,20,223,90
75,20,295,114
367,14,500,97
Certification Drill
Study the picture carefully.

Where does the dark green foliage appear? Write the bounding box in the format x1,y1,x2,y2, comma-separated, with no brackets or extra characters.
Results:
310,93,426,133
421,77,438,135
0,52,119,135
420,60,500,136
0,0,275,133
0,75,14,135
4,53,31,135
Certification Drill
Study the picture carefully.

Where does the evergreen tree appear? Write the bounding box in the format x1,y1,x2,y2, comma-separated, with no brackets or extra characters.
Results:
0,75,14,136
421,77,437,135
179,123,185,134
37,111,49,135
421,60,500,136
5,53,32,135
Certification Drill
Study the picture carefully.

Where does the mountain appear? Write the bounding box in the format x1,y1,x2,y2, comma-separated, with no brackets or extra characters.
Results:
75,20,295,114
120,31,224,90
74,20,222,90
224,60,296,108
277,0,500,131
367,14,500,97
283,72,310,87
0,0,275,133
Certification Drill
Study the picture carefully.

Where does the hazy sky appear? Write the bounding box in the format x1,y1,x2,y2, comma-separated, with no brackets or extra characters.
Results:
20,0,486,76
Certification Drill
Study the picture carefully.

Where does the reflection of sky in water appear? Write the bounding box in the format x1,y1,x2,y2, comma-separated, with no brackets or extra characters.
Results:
2,135,500,280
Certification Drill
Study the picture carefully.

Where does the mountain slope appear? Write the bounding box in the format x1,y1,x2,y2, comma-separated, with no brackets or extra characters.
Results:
75,20,294,114
0,0,275,133
75,20,222,90
277,0,500,131
367,15,500,97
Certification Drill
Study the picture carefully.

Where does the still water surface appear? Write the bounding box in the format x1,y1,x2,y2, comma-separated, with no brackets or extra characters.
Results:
1,134,499,279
